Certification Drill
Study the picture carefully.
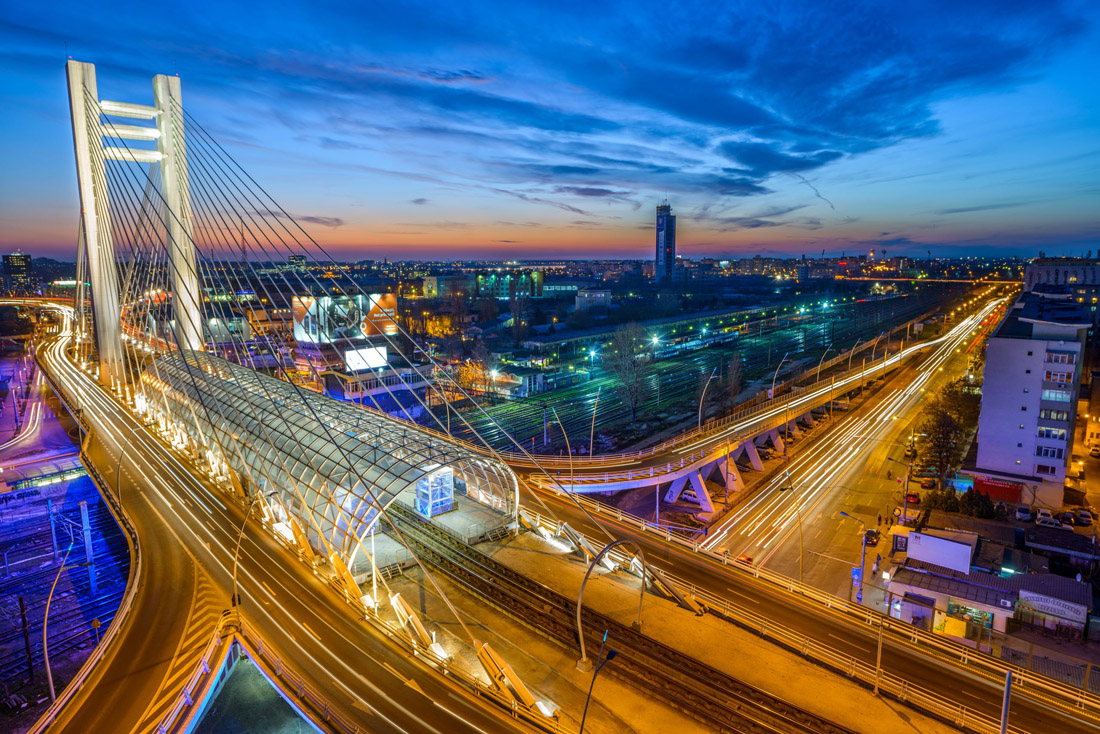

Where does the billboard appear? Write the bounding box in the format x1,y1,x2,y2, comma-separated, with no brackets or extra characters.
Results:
292,294,398,344
345,346,388,371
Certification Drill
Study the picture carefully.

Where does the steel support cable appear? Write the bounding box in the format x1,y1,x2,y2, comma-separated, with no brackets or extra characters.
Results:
179,125,521,521
170,130,503,641
95,108,481,641
179,104,563,527
90,97,273,498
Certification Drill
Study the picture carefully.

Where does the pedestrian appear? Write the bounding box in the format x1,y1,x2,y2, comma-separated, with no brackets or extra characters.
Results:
877,514,882,526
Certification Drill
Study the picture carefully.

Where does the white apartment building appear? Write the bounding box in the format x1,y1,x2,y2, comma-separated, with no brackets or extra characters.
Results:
975,289,1090,505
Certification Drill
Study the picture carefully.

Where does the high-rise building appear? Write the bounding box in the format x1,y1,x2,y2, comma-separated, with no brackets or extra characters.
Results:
975,288,1089,506
3,251,33,294
654,201,676,283
287,254,307,272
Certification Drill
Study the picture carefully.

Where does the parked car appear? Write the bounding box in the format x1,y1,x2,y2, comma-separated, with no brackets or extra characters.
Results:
1058,511,1075,527
1036,516,1063,529
905,492,921,505
916,468,938,478
920,478,937,489
1016,504,1032,521
904,445,916,458
1036,509,1054,524
1090,445,1100,458
1075,509,1094,526
864,529,881,547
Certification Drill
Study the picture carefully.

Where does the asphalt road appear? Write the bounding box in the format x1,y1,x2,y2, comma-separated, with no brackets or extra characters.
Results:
34,309,550,734
523,292,1098,734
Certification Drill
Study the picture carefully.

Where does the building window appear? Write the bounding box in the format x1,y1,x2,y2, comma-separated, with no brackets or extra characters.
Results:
1026,369,1031,374
1039,409,1070,421
1017,443,1023,448
1036,464,1057,476
1047,352,1075,364
1023,388,1029,393
1021,406,1027,411
1044,371,1072,383
1035,446,1064,459
1037,427,1067,441
1041,389,1072,403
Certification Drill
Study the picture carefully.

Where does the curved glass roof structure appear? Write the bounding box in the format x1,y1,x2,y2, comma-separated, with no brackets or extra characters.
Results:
140,351,518,565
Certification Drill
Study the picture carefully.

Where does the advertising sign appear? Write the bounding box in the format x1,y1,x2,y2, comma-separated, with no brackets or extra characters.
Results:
345,346,388,371
292,294,398,344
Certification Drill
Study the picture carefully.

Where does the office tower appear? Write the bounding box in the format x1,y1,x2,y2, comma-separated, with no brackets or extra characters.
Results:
655,201,676,283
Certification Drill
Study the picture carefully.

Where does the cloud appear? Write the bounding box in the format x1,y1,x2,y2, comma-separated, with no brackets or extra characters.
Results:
299,215,345,228
410,198,430,205
718,142,844,176
936,202,1025,215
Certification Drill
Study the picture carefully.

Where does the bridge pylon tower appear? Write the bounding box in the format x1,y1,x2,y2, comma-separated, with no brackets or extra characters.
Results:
65,60,203,389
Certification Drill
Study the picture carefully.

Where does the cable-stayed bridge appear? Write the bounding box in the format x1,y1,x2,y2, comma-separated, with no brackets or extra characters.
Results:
19,60,1100,734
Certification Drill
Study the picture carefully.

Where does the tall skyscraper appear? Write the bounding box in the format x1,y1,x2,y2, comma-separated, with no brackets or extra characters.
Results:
3,251,33,294
655,200,676,283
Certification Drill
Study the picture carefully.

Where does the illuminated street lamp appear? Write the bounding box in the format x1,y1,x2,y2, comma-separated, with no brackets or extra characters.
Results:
698,367,718,429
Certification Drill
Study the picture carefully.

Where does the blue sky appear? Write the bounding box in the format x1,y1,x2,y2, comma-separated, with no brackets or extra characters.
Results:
1,0,1097,260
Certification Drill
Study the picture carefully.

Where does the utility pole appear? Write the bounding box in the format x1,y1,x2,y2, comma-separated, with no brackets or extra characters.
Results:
19,595,33,683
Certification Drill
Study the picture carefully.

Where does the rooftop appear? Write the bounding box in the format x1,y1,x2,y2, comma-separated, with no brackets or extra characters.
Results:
994,290,1090,339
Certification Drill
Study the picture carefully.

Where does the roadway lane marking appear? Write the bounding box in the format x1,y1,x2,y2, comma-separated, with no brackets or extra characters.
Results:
262,580,276,598
827,633,873,653
724,587,761,604
302,621,320,640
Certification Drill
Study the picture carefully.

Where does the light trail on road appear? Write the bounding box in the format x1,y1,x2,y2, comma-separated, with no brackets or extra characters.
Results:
702,295,1006,556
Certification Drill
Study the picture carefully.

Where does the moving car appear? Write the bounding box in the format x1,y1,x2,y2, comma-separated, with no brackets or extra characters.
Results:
735,554,754,565
1016,504,1032,521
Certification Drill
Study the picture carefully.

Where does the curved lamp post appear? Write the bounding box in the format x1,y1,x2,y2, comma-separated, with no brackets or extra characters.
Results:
815,346,834,382
847,339,861,372
576,539,646,672
589,386,601,456
232,490,277,628
43,541,86,701
769,353,790,399
778,471,804,583
698,367,718,429
579,629,617,734
551,407,573,494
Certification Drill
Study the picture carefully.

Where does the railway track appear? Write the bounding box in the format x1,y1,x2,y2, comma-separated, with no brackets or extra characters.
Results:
386,503,856,734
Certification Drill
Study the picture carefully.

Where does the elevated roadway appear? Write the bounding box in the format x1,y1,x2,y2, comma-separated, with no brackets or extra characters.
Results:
30,309,552,734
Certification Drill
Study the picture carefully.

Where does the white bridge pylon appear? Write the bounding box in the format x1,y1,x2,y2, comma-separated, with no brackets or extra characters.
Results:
66,60,203,389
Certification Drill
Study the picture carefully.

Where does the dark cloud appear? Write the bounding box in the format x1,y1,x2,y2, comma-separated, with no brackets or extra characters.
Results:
718,142,843,176
410,198,430,205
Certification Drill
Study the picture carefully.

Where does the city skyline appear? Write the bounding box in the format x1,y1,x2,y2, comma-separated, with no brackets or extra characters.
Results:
2,1,1099,262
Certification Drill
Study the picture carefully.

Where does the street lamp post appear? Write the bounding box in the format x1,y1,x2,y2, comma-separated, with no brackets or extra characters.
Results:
887,456,914,525
576,539,645,671
232,491,277,628
589,387,601,456
847,339,861,373
43,541,88,701
769,353,790,399
552,408,573,495
579,630,617,734
815,346,833,382
698,367,718,429
839,511,867,604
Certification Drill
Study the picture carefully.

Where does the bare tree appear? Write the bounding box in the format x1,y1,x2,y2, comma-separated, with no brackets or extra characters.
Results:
509,292,530,346
718,352,743,414
607,322,653,423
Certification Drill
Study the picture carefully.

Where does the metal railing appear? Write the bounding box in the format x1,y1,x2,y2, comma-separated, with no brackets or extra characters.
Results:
525,511,1100,727
154,611,231,733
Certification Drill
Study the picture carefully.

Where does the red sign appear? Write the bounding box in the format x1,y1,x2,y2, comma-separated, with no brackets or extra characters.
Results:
974,477,1022,503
